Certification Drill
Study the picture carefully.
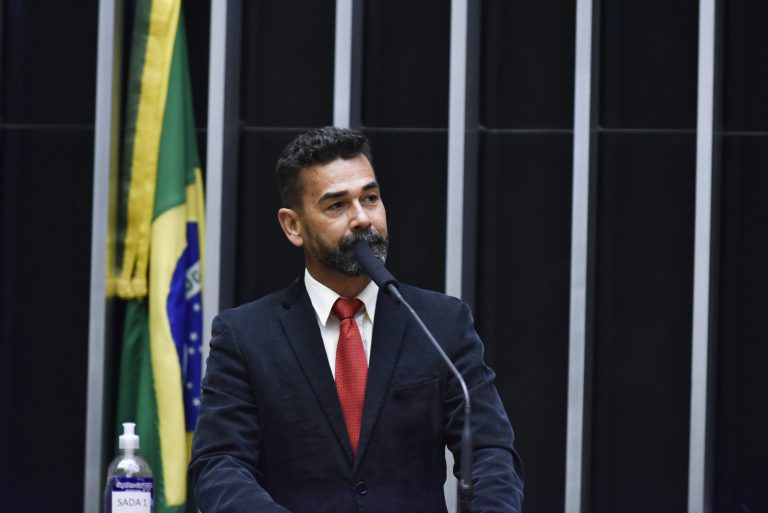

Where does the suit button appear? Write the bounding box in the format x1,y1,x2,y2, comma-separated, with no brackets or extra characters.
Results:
355,481,368,495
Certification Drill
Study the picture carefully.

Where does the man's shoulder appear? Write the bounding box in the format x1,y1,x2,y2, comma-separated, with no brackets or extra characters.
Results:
397,282,466,314
217,279,468,321
218,278,303,323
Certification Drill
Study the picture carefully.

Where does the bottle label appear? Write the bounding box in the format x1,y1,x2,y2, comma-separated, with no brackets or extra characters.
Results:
111,477,153,513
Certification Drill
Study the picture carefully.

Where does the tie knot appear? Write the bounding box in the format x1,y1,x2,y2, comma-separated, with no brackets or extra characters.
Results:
333,297,364,321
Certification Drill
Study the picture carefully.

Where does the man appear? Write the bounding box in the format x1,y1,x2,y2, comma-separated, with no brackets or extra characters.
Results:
190,127,524,513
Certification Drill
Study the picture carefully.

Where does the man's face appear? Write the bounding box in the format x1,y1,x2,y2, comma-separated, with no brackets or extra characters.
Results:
284,155,389,276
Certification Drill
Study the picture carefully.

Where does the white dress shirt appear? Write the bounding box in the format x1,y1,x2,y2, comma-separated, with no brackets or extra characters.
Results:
304,268,379,378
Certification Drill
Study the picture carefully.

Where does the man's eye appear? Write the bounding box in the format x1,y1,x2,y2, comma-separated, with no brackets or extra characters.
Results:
364,194,379,203
327,202,343,211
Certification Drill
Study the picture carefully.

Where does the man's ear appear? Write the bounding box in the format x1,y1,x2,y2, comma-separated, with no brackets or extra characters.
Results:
277,208,304,248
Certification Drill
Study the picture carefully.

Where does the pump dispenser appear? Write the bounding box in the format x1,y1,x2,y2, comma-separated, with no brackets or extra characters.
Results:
119,422,140,452
104,422,154,513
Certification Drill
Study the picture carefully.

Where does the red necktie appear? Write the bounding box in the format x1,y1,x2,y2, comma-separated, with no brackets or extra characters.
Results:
333,297,367,454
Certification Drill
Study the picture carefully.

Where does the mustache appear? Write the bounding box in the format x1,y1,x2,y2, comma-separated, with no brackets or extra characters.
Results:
338,229,388,253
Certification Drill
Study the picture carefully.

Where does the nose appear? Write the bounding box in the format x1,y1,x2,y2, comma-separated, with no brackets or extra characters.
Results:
349,201,372,231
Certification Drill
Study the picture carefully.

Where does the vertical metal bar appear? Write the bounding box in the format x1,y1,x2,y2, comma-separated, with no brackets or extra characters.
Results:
84,0,122,511
445,2,467,511
446,0,478,510
446,0,468,300
203,0,228,365
204,0,241,363
689,0,716,511
565,0,595,511
334,0,354,128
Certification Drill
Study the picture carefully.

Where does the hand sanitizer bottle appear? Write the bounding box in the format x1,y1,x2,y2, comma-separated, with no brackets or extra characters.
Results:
104,422,154,513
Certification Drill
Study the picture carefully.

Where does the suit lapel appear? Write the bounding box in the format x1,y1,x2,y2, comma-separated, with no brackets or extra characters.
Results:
278,279,354,462
354,289,408,468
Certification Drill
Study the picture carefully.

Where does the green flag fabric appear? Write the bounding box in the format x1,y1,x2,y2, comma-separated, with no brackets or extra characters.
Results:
114,1,205,512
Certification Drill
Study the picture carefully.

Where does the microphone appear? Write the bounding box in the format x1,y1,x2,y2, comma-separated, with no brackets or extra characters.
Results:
352,240,398,292
353,240,475,513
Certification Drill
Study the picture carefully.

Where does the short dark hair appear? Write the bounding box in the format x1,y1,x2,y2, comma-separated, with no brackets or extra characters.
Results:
276,127,373,209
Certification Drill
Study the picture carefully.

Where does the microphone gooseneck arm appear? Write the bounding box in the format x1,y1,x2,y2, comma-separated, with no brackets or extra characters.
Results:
383,284,474,513
353,241,474,513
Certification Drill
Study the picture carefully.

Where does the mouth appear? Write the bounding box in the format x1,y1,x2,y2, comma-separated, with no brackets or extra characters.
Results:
338,230,386,253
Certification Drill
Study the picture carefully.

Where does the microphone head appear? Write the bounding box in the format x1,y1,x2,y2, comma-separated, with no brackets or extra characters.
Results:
353,240,398,290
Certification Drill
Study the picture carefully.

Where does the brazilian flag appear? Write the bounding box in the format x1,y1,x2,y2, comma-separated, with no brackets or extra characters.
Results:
113,1,204,512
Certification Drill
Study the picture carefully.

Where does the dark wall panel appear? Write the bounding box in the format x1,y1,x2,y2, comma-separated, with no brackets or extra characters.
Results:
185,0,211,133
366,130,446,292
713,136,768,513
476,132,572,513
1,0,98,124
362,0,450,128
0,2,98,512
589,133,695,513
480,0,575,129
235,130,306,304
721,0,768,132
599,0,699,129
240,0,335,127
0,128,94,513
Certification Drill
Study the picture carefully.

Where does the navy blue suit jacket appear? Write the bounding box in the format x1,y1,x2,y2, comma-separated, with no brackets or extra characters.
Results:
190,278,523,512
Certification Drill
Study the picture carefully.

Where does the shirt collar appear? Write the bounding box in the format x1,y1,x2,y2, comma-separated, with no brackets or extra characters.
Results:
304,268,379,326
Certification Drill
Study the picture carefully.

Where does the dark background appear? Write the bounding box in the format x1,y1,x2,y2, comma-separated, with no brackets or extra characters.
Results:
1,1,766,513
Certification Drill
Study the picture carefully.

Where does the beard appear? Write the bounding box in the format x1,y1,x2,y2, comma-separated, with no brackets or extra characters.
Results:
309,228,389,277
